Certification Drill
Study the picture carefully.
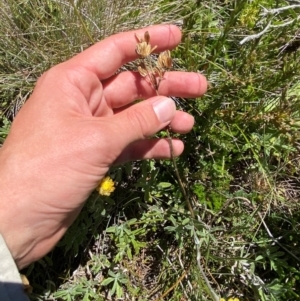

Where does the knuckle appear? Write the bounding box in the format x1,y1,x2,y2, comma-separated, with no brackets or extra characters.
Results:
126,104,156,138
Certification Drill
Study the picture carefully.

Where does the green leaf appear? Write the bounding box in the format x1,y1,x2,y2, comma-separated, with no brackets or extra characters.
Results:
105,226,116,233
182,218,190,225
157,182,172,189
101,277,114,286
116,282,123,298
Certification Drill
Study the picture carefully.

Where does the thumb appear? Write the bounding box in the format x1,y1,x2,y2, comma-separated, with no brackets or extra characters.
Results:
111,96,176,145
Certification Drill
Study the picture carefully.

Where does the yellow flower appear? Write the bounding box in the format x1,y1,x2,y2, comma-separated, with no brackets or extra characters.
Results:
219,298,226,301
97,176,115,196
228,298,239,301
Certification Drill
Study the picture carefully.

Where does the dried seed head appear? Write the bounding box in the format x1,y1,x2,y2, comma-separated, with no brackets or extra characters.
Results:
135,31,150,44
135,31,157,57
157,50,172,70
134,32,172,92
144,31,150,44
136,43,157,57
137,63,148,77
154,66,164,79
135,33,142,43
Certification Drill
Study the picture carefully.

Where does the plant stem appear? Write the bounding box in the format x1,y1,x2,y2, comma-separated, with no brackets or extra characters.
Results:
167,128,195,218
154,90,195,219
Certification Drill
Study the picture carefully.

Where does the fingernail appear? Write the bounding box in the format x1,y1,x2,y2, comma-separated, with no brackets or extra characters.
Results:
152,97,176,123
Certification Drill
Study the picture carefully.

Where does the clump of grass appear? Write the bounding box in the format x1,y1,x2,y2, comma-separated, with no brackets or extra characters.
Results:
1,0,300,300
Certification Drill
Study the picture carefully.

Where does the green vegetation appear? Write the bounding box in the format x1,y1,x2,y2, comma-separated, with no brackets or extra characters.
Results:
1,0,300,300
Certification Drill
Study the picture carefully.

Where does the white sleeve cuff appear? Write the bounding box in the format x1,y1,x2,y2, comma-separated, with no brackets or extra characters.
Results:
0,234,30,301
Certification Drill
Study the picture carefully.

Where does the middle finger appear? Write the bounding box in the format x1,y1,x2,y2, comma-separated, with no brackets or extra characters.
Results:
102,71,207,109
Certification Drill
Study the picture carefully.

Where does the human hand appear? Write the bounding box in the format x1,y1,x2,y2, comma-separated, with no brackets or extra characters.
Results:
0,25,207,269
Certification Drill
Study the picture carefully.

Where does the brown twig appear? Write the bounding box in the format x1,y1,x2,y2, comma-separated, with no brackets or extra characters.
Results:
153,268,190,301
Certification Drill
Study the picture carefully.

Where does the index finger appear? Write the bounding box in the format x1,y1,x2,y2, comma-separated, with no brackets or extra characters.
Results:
66,24,182,79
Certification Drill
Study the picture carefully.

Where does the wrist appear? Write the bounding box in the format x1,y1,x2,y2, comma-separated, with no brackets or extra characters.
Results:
0,150,38,269
0,192,35,269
